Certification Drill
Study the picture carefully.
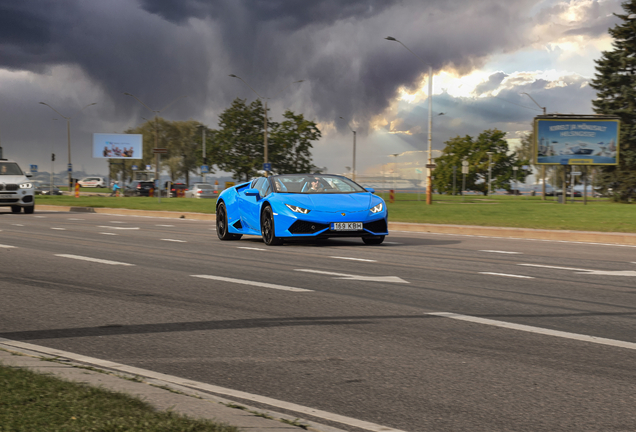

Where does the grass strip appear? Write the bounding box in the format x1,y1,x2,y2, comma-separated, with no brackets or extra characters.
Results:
0,364,239,432
34,193,636,233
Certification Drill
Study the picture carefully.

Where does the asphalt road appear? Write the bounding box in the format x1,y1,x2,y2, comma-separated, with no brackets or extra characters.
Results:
1,210,635,432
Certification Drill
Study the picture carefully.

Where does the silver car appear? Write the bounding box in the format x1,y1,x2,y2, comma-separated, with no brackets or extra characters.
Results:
186,183,217,198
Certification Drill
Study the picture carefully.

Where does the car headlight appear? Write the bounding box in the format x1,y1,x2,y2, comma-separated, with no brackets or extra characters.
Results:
285,204,311,214
370,203,384,213
20,183,33,189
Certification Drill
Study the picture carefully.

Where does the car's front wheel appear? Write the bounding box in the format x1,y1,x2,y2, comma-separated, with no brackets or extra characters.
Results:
261,206,283,246
363,235,385,245
10,206,21,214
24,205,34,214
216,202,241,240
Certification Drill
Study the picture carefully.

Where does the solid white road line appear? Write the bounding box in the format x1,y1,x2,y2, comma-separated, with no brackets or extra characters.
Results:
161,239,186,243
0,338,407,432
295,269,408,283
0,244,16,248
479,250,522,254
330,256,377,262
519,263,636,277
238,247,267,251
55,254,135,266
428,312,636,351
192,275,312,292
479,272,534,279
97,226,140,230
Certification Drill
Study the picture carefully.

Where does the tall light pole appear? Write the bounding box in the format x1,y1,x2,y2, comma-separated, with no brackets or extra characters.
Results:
339,117,357,181
521,92,547,200
487,151,494,196
386,36,434,205
229,75,304,176
123,93,186,200
39,102,97,189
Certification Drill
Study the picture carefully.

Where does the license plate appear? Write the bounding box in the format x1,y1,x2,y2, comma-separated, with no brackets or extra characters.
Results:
0,194,13,198
330,222,363,231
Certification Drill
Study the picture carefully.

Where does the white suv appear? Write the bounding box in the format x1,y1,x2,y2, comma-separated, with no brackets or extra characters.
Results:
0,159,35,214
78,177,106,188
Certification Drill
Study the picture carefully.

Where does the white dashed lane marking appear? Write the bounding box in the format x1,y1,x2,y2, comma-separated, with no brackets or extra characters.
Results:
156,225,174,227
238,247,266,251
55,254,135,266
161,239,186,243
479,272,534,279
0,244,16,248
331,256,377,262
97,226,140,230
429,312,636,351
100,233,118,236
192,275,312,292
480,250,522,254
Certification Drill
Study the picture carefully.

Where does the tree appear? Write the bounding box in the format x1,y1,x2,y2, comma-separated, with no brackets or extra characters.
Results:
269,111,321,174
213,98,320,180
433,129,531,195
213,98,268,181
590,2,636,202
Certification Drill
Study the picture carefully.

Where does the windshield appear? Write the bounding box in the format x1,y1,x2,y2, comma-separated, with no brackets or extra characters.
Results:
272,174,367,194
0,162,23,176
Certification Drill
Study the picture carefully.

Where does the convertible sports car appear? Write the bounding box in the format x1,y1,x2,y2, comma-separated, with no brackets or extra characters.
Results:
216,174,388,245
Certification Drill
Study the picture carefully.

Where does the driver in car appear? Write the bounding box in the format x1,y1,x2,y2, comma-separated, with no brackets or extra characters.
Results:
308,177,324,192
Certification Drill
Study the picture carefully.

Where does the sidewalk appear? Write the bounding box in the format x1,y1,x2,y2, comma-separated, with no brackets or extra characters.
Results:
37,205,636,246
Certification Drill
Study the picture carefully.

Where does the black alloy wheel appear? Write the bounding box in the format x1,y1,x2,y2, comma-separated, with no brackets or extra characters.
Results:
216,202,241,240
261,206,283,246
362,235,385,245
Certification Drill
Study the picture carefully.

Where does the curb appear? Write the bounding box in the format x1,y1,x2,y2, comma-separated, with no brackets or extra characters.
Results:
35,205,636,246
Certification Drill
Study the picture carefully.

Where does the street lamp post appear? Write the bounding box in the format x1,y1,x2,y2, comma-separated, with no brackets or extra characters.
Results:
386,36,434,205
39,102,97,189
339,117,357,181
123,93,186,202
487,152,494,196
521,92,548,200
462,156,468,200
229,75,304,176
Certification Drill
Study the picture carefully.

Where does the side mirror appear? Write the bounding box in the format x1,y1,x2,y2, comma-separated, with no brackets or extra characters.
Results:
244,188,260,197
365,187,375,194
25,172,33,178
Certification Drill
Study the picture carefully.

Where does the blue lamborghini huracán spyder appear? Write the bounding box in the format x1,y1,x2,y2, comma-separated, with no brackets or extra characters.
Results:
216,174,388,246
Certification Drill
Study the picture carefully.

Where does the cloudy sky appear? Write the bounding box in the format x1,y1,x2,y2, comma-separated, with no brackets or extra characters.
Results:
0,0,625,180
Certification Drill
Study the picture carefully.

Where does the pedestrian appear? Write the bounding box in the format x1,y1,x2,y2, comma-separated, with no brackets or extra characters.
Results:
110,181,121,197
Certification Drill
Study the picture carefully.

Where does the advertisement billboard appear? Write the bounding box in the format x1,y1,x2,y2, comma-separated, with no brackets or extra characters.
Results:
93,133,143,159
534,116,620,165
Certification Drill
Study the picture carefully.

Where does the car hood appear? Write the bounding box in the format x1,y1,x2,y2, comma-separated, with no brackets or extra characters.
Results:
283,193,373,213
0,175,29,185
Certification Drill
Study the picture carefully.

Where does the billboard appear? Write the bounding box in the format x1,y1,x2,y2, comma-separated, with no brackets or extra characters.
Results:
534,116,620,165
93,133,143,159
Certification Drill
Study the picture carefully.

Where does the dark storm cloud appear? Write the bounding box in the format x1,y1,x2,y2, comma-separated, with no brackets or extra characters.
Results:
474,72,508,96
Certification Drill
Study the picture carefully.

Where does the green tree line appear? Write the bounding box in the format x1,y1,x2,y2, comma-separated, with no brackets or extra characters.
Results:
110,98,320,183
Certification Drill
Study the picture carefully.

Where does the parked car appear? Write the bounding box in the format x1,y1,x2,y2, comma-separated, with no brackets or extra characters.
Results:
167,182,188,197
186,183,217,198
124,180,155,197
554,189,582,197
34,183,62,195
78,177,106,188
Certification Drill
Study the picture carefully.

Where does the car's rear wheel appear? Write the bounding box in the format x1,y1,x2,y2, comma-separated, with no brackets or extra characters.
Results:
216,202,241,240
24,205,34,214
261,206,283,246
10,206,21,214
363,235,385,245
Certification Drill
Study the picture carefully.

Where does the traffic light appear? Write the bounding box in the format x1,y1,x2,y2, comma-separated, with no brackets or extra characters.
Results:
52,153,55,161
